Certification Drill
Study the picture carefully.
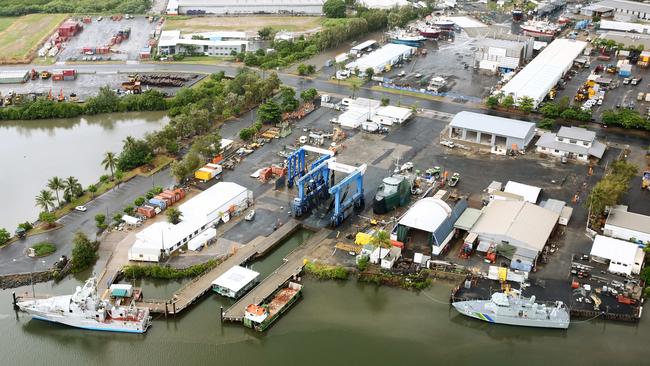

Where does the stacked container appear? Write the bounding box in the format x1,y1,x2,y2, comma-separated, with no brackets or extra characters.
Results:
63,69,76,81
137,205,156,218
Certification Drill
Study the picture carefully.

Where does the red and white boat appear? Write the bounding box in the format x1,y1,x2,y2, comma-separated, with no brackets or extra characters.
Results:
520,20,559,39
418,26,441,39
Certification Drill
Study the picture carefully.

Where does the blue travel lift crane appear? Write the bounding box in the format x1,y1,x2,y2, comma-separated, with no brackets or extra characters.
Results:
292,157,366,227
286,145,334,189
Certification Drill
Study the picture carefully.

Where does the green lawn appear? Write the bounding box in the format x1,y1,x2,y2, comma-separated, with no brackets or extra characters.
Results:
164,15,323,33
0,14,67,63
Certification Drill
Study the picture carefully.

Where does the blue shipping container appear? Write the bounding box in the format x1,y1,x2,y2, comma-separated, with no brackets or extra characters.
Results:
148,198,167,210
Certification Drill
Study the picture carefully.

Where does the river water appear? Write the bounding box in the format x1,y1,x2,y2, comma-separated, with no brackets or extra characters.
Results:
1,230,649,365
0,112,169,231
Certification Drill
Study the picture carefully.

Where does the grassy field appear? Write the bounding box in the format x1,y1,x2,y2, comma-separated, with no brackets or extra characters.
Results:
164,15,323,33
0,14,67,64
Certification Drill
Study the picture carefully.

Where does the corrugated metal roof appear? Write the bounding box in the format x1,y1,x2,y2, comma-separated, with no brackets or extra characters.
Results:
590,234,640,266
557,126,595,141
449,111,535,140
471,201,559,253
597,0,650,13
606,208,650,234
346,43,415,71
433,199,468,244
500,39,587,105
454,207,482,231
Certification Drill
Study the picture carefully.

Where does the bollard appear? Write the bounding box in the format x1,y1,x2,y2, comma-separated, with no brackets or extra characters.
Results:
220,306,223,321
164,302,168,319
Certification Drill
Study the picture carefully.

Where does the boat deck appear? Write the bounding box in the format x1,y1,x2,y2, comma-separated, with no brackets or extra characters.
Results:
222,229,331,322
137,219,301,315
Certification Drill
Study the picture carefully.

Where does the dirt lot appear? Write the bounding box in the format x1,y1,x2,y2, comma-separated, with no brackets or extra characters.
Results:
57,16,157,62
163,15,323,33
0,14,67,64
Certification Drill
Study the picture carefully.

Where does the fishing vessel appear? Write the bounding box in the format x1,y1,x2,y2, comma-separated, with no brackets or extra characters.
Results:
373,174,414,214
387,29,426,47
452,290,570,329
520,20,559,39
243,282,302,332
16,277,152,333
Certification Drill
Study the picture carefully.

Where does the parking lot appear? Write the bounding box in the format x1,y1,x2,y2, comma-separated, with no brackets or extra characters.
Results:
57,16,157,62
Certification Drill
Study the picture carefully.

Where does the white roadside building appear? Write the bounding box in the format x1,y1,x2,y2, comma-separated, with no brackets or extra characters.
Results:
128,182,252,262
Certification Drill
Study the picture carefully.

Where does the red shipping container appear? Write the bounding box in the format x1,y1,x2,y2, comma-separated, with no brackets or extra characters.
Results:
63,69,76,76
390,240,404,248
174,188,185,200
137,205,156,218
52,74,64,81
159,192,177,204
212,155,223,164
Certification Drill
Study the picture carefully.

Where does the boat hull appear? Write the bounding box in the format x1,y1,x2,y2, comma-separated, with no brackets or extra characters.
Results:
20,306,151,334
452,301,569,329
390,39,424,47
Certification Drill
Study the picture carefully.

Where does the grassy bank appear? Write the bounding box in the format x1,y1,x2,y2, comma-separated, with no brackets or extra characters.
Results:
122,259,219,280
359,270,432,290
163,15,323,33
304,261,350,280
50,154,173,220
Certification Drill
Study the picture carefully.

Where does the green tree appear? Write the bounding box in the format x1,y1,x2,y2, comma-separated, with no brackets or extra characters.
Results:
518,96,535,113
557,96,570,112
47,176,64,207
35,189,55,212
113,213,124,224
191,133,222,160
71,232,98,273
279,86,299,112
102,151,118,179
501,95,514,109
485,95,499,109
134,197,145,206
258,100,282,124
38,211,56,229
364,67,375,82
371,230,391,249
381,97,390,106
115,170,124,188
239,127,256,141
538,118,555,130
0,228,10,245
117,138,153,171
258,26,275,40
94,214,106,229
323,0,346,18
300,88,318,103
167,207,183,225
87,184,98,198
539,103,560,118
171,160,190,183
123,205,134,215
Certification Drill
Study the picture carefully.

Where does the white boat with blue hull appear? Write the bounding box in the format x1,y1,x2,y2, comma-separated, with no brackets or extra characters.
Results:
452,290,570,329
17,277,152,334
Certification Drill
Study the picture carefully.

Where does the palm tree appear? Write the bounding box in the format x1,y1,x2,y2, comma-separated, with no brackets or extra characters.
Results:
102,151,118,179
63,176,82,201
351,80,360,99
35,190,55,212
167,207,182,224
47,176,64,207
87,184,98,198
115,170,124,188
123,136,136,150
371,230,392,265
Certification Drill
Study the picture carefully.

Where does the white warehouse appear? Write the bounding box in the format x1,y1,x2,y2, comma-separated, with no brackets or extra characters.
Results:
346,43,415,75
170,0,324,15
499,38,587,107
128,182,253,262
158,30,248,57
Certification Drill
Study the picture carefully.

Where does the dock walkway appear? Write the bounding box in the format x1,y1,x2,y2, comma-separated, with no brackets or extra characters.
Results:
222,229,331,322
137,219,301,315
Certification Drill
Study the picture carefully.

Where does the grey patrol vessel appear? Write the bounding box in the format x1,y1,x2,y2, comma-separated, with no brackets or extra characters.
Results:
452,290,570,329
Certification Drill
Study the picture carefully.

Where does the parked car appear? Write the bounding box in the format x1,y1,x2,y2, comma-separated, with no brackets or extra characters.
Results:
74,205,87,212
632,78,643,85
623,78,631,85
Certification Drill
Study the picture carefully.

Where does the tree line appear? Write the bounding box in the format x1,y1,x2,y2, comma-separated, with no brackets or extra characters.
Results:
0,0,150,16
0,88,168,121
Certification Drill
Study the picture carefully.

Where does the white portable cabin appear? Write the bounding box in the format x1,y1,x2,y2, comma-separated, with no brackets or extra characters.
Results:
187,228,217,251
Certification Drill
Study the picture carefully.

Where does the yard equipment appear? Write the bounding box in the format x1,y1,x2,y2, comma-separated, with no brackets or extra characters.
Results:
642,170,650,190
40,71,51,79
448,172,460,187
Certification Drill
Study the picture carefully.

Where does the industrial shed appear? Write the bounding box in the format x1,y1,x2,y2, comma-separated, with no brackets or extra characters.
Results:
470,200,559,269
604,206,650,245
174,0,324,15
346,43,415,74
499,39,587,107
371,106,412,125
128,182,252,262
392,198,467,256
590,235,644,276
448,111,536,153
